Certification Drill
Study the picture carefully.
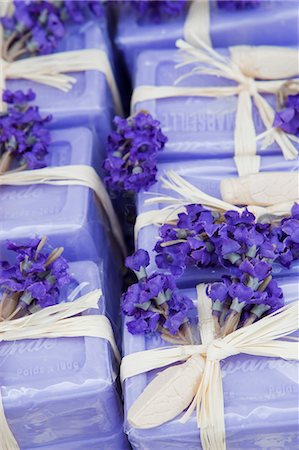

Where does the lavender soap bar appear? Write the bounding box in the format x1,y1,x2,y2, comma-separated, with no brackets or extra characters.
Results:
136,156,299,282
123,275,299,450
0,127,119,262
1,260,128,449
7,20,119,150
115,0,299,76
132,48,298,162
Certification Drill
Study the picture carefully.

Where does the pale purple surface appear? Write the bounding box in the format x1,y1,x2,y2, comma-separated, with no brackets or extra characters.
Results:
0,127,117,262
132,47,299,162
137,156,299,283
116,0,299,76
6,20,116,148
123,275,299,449
1,260,128,449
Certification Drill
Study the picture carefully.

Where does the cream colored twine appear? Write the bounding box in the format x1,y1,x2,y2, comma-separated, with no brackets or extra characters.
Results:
0,165,126,256
135,170,299,242
184,0,212,47
0,4,123,115
0,289,120,450
131,39,299,176
121,284,299,450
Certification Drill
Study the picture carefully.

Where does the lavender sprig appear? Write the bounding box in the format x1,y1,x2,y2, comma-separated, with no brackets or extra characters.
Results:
1,0,105,62
273,94,299,136
0,89,52,173
0,237,71,320
103,112,167,193
122,249,195,343
271,203,299,268
208,259,284,336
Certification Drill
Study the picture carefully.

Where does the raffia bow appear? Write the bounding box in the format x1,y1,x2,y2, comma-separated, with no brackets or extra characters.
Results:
0,289,121,450
131,39,299,177
0,3,123,115
121,284,299,450
135,170,299,242
0,165,126,256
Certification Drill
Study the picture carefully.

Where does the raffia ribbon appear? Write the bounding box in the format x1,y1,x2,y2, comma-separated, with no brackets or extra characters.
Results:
131,39,299,176
184,0,212,47
0,165,126,256
121,284,299,450
0,289,121,450
135,170,299,242
0,4,123,115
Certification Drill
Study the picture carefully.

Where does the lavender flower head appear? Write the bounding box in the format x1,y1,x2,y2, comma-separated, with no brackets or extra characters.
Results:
128,0,187,21
155,204,299,276
273,94,299,136
271,203,299,268
122,249,195,339
0,237,71,320
1,0,105,61
103,112,167,193
217,0,260,10
0,89,52,173
208,256,284,336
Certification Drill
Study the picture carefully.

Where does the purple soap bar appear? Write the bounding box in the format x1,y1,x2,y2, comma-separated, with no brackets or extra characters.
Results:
133,48,299,162
7,20,117,150
137,155,299,282
123,275,299,450
116,0,299,76
0,127,119,263
1,260,129,449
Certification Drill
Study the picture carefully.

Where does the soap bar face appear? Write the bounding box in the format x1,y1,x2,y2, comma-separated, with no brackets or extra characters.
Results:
137,156,299,282
0,127,115,262
132,48,298,162
1,260,127,448
123,276,299,450
7,21,115,147
116,0,299,76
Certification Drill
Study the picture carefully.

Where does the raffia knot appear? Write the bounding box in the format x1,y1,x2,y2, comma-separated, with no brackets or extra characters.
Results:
241,76,257,96
206,339,238,362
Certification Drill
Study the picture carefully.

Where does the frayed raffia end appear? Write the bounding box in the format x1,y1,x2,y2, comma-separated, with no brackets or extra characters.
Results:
183,0,211,48
0,289,120,450
1,49,123,116
122,282,299,450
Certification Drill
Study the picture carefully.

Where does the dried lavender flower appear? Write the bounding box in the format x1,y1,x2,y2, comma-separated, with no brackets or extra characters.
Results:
0,237,70,320
122,249,195,338
103,112,167,193
0,89,52,173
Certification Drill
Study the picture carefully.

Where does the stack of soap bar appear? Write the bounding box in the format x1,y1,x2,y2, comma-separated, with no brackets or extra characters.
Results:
7,20,118,150
0,127,120,263
136,156,299,282
115,0,299,76
123,275,299,450
132,48,298,162
1,260,129,449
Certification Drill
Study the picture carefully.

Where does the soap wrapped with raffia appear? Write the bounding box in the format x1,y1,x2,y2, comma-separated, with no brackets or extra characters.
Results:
131,44,298,175
122,275,299,450
135,156,299,282
0,239,128,448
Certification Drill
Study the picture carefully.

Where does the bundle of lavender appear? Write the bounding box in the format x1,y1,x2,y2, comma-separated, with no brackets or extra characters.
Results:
0,236,69,320
123,204,299,339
